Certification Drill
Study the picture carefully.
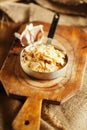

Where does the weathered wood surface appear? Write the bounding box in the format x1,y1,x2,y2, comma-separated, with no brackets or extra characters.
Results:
0,22,87,130
12,97,42,130
0,21,20,69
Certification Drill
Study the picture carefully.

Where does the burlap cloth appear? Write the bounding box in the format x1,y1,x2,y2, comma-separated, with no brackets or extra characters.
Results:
0,1,87,130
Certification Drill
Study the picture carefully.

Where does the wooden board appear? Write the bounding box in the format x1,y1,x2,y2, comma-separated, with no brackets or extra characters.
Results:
0,22,87,130
0,21,20,68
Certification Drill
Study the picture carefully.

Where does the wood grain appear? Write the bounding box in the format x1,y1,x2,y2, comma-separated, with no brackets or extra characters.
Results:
12,97,42,130
0,21,20,69
0,22,87,130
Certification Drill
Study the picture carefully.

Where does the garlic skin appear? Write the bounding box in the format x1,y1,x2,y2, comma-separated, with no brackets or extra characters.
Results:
14,23,44,46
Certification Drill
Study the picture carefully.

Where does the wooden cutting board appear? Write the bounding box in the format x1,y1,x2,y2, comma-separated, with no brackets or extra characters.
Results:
0,22,87,130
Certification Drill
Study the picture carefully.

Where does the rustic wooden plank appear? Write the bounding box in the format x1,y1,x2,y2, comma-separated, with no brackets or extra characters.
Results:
0,22,87,101
0,22,87,130
0,21,20,69
12,97,42,130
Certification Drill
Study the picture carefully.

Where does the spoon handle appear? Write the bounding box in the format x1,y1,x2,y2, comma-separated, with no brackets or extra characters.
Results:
48,13,60,38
